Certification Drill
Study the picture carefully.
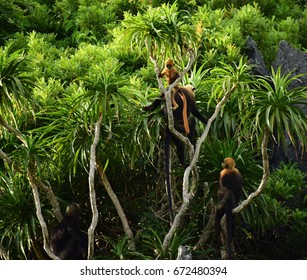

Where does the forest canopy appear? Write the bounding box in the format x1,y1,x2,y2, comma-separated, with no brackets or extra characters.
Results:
0,0,307,260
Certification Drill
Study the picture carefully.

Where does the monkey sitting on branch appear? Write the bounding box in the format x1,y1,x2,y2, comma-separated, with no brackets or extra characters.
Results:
50,203,88,260
159,58,180,110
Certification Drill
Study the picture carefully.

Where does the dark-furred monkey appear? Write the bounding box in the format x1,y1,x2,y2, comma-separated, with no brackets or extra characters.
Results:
215,157,242,259
143,85,207,223
50,203,88,259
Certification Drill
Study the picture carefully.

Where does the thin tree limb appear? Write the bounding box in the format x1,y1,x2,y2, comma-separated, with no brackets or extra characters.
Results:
87,114,102,259
0,148,63,222
233,126,270,213
27,166,59,260
0,114,25,145
193,199,216,251
0,244,9,260
36,181,63,221
96,161,136,251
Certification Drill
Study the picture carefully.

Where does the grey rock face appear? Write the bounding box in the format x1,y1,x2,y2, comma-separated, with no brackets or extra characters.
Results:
246,38,307,173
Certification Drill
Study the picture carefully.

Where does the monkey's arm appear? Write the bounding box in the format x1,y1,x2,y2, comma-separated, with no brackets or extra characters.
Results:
158,68,167,78
217,188,233,209
143,93,164,111
173,70,180,80
192,108,207,124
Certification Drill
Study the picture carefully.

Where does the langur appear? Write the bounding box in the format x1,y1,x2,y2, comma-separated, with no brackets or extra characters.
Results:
159,58,180,110
50,203,88,260
215,157,242,259
143,85,207,223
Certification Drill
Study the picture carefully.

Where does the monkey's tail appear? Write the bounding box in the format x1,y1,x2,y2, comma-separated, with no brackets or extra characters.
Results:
164,129,174,224
178,91,190,135
225,200,234,260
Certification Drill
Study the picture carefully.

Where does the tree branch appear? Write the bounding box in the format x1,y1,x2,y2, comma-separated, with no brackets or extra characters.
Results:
87,114,102,259
193,199,216,251
0,148,63,222
233,126,270,213
162,83,238,251
27,166,59,260
37,181,63,222
97,161,136,251
0,244,9,260
0,114,25,145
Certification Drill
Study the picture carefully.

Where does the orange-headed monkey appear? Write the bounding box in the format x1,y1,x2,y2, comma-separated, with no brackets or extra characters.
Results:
215,157,242,259
159,58,180,110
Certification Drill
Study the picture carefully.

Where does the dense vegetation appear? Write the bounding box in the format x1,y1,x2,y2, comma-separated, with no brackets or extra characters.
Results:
0,0,307,260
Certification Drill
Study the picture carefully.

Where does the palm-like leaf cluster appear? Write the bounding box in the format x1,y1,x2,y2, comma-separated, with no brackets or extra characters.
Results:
0,171,43,259
0,44,35,111
249,68,307,149
122,3,196,56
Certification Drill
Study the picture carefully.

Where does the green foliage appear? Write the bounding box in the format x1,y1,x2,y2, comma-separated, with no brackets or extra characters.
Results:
247,163,307,259
277,17,300,47
193,5,244,63
26,2,58,34
26,31,65,79
142,226,193,259
267,163,306,206
0,1,28,44
11,134,54,175
205,58,252,133
73,2,116,43
101,236,150,260
1,0,307,260
122,3,196,57
248,67,307,149
0,171,50,259
0,43,35,111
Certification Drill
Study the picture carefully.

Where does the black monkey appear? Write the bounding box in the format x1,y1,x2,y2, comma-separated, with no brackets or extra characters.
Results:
143,86,207,223
215,157,242,259
50,203,88,260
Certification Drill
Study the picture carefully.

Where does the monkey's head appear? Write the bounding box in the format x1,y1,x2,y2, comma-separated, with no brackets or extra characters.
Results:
66,203,81,218
165,58,175,70
182,84,196,97
222,157,236,169
184,84,196,92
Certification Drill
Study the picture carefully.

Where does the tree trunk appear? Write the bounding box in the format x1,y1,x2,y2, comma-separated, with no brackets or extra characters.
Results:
87,114,102,259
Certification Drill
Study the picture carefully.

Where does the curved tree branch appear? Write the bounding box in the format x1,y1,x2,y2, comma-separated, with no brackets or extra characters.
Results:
27,166,59,260
0,244,9,260
233,126,270,213
0,116,63,221
96,161,135,251
87,114,102,259
162,83,238,251
0,115,25,145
